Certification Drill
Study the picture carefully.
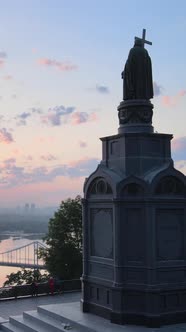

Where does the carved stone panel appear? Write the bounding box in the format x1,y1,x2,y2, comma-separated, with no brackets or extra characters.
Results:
126,208,145,262
110,141,119,156
89,263,114,279
126,138,139,156
156,209,184,260
90,208,113,258
143,138,160,156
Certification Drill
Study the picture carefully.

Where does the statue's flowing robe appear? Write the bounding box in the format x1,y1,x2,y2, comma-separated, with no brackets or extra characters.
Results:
123,46,153,100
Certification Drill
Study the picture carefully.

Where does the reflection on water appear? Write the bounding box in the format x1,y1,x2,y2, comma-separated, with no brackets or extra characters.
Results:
0,234,45,287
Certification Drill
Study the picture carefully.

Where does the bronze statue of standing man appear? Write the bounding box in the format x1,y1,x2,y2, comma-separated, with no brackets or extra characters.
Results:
122,29,154,100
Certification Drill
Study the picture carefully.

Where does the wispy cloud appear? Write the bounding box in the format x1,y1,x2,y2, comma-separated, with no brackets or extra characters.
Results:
71,112,97,125
172,137,186,151
32,48,38,54
172,136,186,160
15,108,43,126
41,154,57,161
79,141,87,148
162,90,186,107
71,112,92,125
3,75,13,80
96,85,110,94
37,57,78,72
0,128,14,144
19,112,31,119
15,105,97,128
15,112,32,126
30,107,43,114
0,52,7,58
174,160,186,174
0,51,7,68
26,155,33,161
36,136,56,144
67,158,99,177
41,105,75,126
153,81,163,96
0,157,99,187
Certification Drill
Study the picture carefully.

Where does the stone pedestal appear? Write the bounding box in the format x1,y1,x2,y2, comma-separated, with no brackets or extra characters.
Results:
81,98,186,327
118,99,154,133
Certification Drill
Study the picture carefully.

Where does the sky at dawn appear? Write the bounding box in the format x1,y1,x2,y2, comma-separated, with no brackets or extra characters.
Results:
0,0,186,207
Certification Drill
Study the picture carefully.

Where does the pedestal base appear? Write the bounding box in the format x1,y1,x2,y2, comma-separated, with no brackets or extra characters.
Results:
117,99,154,133
82,280,186,328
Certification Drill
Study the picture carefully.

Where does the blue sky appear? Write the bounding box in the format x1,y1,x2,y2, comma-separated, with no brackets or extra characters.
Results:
0,0,185,207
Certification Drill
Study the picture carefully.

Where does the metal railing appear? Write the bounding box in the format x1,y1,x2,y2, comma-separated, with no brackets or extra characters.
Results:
0,279,81,300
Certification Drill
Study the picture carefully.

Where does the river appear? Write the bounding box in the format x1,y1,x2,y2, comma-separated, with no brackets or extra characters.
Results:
0,233,46,287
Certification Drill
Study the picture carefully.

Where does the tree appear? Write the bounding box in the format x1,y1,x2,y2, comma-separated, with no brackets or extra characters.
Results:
39,195,82,280
3,269,49,286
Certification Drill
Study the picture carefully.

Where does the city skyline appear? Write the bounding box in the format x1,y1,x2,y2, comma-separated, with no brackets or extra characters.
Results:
0,0,185,206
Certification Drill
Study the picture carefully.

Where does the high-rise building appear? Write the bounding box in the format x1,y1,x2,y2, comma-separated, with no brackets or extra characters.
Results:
24,203,29,213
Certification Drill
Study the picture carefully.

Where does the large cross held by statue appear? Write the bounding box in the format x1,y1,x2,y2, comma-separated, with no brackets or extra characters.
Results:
135,29,152,48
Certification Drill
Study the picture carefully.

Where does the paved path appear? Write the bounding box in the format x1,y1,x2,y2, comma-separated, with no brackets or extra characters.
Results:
1,293,186,331
0,292,81,319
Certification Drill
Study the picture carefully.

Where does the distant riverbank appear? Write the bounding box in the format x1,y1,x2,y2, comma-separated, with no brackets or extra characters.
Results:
0,213,50,235
0,231,46,241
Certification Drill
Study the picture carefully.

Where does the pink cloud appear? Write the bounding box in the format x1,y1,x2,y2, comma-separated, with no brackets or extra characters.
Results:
0,128,14,144
37,58,78,72
0,52,7,68
1,158,16,171
178,90,186,97
172,137,186,151
41,112,61,126
68,157,99,168
3,75,13,80
89,112,98,121
71,112,97,125
0,176,84,206
12,148,21,155
79,141,87,148
0,157,99,188
36,136,56,144
162,89,186,107
41,154,57,161
162,96,173,107
71,112,88,125
41,105,75,126
26,155,33,161
0,60,5,67
32,48,38,54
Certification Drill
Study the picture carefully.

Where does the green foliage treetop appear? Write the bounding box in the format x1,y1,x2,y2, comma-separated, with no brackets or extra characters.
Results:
39,195,82,280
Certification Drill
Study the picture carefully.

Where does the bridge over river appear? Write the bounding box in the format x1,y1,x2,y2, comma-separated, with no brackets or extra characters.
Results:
0,241,47,269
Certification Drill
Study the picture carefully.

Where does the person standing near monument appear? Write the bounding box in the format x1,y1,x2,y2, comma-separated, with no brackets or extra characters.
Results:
49,276,55,295
31,279,38,297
